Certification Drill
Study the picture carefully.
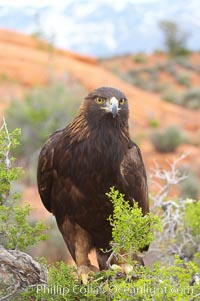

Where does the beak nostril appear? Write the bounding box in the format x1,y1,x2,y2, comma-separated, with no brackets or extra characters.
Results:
109,96,118,106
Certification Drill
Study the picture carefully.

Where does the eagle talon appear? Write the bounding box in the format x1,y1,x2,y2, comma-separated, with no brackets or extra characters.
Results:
77,265,99,285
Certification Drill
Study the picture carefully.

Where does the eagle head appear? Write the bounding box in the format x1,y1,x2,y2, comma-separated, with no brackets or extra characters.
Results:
84,86,129,122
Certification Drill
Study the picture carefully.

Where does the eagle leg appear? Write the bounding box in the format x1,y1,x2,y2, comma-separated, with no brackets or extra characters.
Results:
74,223,92,266
96,249,112,270
58,218,98,283
74,224,99,283
57,217,76,261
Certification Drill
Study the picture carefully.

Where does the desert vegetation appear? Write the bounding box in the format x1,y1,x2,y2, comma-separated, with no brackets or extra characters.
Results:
150,125,187,153
5,80,85,184
107,58,200,109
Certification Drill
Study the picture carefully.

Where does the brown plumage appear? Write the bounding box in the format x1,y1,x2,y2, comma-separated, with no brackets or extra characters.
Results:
37,86,149,272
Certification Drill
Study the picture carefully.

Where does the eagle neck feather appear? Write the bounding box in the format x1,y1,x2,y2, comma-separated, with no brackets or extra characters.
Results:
64,110,90,143
65,109,130,146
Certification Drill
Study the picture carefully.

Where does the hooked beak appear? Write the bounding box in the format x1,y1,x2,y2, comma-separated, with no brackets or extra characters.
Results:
109,97,119,118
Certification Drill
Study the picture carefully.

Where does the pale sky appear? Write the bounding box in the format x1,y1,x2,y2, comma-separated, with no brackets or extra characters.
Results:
0,0,159,6
0,0,198,56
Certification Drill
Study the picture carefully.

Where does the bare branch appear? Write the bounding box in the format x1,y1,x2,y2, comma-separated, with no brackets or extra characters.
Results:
0,117,11,170
149,153,199,263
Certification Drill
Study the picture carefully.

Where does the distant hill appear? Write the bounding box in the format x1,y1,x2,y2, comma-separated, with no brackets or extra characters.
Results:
101,53,200,110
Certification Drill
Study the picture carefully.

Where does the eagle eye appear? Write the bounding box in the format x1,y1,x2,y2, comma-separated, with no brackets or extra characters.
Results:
95,97,105,105
119,98,125,105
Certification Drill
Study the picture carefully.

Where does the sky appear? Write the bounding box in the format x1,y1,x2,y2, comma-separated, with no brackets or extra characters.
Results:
0,0,199,57
0,0,159,6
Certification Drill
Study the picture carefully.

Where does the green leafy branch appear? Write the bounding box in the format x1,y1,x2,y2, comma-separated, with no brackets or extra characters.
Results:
107,187,162,263
0,118,48,251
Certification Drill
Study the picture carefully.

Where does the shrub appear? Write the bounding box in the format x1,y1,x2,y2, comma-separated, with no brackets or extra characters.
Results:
5,81,85,184
25,262,78,301
131,77,148,89
154,49,165,55
155,62,167,71
165,62,178,76
107,188,161,263
150,82,167,93
150,155,200,265
181,88,200,109
149,118,160,128
159,21,190,57
148,68,159,81
128,69,141,77
162,87,200,109
150,126,186,152
0,120,48,300
162,89,181,104
133,53,146,64
142,80,168,93
0,119,47,251
175,57,195,70
180,172,200,200
6,82,84,161
129,66,164,93
23,256,200,301
185,200,200,236
0,72,8,81
175,73,191,87
177,48,191,56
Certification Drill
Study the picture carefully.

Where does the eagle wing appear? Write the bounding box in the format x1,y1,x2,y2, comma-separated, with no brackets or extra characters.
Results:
120,142,149,215
37,130,63,213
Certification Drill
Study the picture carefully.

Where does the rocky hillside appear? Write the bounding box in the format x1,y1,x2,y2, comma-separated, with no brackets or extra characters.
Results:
101,53,200,109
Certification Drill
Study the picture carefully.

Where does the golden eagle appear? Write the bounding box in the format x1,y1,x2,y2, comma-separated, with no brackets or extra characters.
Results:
37,86,149,275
